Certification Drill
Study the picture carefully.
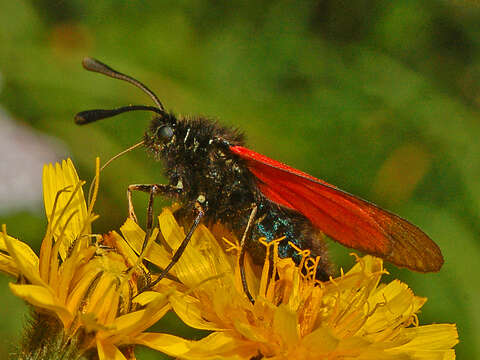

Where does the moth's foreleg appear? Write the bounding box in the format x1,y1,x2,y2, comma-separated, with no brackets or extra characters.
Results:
147,202,205,289
126,183,182,252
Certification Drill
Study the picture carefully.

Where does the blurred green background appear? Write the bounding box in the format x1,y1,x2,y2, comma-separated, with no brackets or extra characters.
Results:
0,0,478,358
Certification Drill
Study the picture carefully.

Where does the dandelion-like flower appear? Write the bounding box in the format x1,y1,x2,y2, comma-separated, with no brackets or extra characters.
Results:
0,159,171,360
1,158,459,360
121,208,459,360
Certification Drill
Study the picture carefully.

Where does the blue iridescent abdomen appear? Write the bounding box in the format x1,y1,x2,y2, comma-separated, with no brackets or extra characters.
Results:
252,205,306,265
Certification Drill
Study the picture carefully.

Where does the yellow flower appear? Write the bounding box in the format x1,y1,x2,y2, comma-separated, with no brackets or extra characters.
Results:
123,208,459,360
0,158,459,360
0,159,171,360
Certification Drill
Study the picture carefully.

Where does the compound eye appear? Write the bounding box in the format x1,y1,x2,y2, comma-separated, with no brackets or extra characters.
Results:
157,125,174,141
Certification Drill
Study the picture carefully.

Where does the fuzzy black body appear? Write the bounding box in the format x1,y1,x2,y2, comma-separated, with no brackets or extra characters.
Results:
144,113,330,279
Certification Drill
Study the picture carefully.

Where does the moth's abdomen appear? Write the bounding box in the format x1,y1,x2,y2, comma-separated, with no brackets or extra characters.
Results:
246,202,331,281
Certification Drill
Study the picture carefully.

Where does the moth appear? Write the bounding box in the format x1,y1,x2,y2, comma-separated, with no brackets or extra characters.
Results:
75,58,444,302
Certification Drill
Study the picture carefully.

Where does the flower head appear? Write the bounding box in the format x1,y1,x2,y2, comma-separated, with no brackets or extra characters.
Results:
1,158,459,360
0,159,171,360
123,208,459,360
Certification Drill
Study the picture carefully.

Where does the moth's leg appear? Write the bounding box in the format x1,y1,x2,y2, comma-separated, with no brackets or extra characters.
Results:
127,184,142,223
127,184,181,252
128,184,173,223
147,203,205,289
239,204,258,304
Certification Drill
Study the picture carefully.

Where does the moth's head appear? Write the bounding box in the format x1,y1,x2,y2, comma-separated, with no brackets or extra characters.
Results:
144,112,178,153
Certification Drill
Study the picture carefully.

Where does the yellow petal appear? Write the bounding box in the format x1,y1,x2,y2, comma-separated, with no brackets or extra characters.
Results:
104,231,140,268
97,339,128,360
39,232,54,283
349,255,384,275
158,209,232,288
103,289,122,326
9,283,73,326
2,233,42,285
109,294,170,338
84,274,116,315
42,159,89,259
365,280,426,333
233,320,269,343
66,265,102,315
136,331,246,360
301,326,339,353
0,253,19,277
273,304,300,345
133,291,167,306
47,229,66,291
170,292,224,331
84,275,120,325
58,246,96,305
120,218,170,268
133,332,192,357
182,331,248,359
386,324,459,359
334,336,371,354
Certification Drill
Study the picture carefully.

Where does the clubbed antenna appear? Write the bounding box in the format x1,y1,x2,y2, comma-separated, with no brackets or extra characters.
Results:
75,105,164,125
82,57,165,111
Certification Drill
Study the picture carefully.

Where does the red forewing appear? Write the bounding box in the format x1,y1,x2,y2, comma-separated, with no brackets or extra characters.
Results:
230,145,444,272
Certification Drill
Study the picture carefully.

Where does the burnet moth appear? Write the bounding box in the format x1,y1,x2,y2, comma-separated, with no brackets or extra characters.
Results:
75,58,444,303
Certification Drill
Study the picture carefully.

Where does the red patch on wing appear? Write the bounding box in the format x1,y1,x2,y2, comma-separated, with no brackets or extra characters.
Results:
230,145,443,272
